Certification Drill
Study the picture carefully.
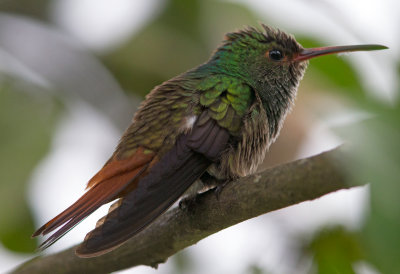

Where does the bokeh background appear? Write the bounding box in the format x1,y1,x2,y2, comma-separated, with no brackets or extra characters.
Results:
0,0,399,273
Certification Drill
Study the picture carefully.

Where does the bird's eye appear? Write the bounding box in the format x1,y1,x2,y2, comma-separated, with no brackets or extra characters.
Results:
268,49,284,61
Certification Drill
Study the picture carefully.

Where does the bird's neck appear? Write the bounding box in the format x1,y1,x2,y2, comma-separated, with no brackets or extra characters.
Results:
256,82,298,140
201,49,249,80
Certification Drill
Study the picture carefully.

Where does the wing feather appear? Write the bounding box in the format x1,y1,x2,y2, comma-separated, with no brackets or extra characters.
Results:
76,113,230,257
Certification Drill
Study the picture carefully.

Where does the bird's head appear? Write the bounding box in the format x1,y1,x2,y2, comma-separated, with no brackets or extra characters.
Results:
208,24,387,136
211,25,386,97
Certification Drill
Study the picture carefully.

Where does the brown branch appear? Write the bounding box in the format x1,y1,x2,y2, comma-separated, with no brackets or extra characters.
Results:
12,147,358,274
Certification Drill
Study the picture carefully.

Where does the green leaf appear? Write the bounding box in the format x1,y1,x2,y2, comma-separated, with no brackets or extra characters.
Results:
307,226,363,274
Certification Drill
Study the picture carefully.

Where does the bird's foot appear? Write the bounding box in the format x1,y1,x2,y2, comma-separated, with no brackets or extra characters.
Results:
179,179,229,212
179,194,199,212
214,180,229,201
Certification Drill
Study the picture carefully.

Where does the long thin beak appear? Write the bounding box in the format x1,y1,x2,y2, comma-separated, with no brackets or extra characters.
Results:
294,44,388,61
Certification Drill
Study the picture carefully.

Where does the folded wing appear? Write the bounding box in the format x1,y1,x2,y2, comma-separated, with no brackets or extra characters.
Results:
76,113,230,257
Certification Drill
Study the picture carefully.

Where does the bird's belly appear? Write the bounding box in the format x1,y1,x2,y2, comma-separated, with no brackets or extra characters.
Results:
207,110,270,180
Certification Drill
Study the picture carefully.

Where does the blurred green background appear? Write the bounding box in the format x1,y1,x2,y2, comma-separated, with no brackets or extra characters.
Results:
0,0,398,273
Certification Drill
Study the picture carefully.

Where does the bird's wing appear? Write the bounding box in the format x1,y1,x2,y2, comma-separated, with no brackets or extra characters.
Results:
32,147,156,250
75,112,230,257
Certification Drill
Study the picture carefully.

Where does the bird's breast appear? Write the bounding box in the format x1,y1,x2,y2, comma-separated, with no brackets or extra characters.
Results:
208,102,270,179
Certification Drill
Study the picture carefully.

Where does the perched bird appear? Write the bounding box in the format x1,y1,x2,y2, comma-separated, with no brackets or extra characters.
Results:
32,25,387,257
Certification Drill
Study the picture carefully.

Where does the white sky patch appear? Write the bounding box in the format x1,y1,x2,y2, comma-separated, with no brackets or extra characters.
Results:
50,0,164,52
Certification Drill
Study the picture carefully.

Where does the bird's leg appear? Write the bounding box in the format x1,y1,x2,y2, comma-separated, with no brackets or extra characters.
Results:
213,180,230,200
179,189,206,212
179,179,205,211
200,171,230,200
199,172,219,189
179,172,228,212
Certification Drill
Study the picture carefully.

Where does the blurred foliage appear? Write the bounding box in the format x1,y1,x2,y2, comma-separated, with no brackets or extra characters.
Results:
0,0,51,21
103,0,259,97
0,81,60,252
337,100,400,274
246,264,272,274
0,0,399,273
306,61,400,273
306,226,363,274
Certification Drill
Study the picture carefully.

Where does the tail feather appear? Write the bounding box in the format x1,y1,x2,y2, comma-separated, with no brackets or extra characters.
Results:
32,147,154,249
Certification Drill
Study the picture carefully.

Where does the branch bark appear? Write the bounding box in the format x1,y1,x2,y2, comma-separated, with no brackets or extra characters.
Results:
13,147,359,274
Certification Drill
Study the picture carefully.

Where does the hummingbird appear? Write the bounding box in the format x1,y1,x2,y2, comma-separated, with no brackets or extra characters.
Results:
32,24,387,257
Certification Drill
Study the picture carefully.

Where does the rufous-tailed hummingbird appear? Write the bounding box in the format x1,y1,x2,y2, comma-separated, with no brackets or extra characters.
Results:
32,25,387,257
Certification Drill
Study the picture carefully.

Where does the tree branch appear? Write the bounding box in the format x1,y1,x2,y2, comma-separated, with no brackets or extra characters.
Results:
13,147,359,274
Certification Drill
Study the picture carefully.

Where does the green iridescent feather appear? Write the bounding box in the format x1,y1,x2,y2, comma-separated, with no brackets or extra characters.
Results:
199,76,253,134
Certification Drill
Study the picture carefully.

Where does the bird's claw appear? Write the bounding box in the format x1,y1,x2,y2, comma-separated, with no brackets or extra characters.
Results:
179,194,199,212
214,180,229,201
